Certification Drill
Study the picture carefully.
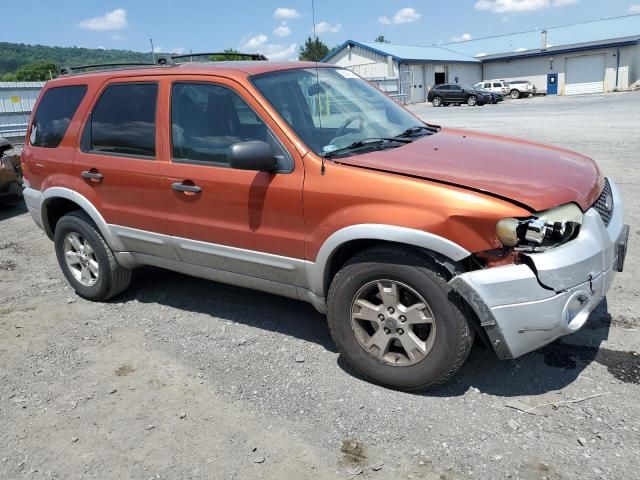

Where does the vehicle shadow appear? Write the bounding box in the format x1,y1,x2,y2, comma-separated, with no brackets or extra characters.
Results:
339,299,614,397
118,266,615,397
0,201,27,222
114,266,338,353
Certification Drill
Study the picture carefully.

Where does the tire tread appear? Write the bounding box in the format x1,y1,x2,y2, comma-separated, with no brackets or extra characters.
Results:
327,246,473,391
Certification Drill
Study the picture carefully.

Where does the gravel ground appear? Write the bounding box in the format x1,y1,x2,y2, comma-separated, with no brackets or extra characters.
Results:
1,92,640,480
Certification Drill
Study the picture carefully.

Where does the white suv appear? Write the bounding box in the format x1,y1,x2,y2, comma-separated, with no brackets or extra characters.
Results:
474,81,509,95
507,80,537,99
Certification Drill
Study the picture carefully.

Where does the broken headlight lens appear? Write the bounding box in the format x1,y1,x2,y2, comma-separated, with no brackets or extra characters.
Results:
496,203,583,249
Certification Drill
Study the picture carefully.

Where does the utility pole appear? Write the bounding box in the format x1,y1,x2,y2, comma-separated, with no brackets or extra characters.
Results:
150,38,156,63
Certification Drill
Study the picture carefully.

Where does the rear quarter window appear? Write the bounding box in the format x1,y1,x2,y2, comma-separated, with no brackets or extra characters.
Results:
30,85,87,148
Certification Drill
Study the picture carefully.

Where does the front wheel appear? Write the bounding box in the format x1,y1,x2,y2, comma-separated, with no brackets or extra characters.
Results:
327,248,474,391
431,96,443,107
54,211,132,301
467,95,477,106
510,90,521,99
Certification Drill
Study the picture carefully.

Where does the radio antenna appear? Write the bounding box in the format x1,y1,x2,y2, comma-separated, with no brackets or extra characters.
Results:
311,0,326,175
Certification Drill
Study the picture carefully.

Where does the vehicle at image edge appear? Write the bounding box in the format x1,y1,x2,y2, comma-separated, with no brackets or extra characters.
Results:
427,83,491,107
508,80,537,99
0,137,23,206
475,87,504,104
474,81,509,96
21,57,629,391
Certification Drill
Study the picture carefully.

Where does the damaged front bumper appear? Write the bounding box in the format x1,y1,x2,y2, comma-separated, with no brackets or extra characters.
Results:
450,179,628,359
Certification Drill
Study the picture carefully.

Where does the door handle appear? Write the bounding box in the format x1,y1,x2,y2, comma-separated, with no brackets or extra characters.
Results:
81,169,103,183
171,182,202,195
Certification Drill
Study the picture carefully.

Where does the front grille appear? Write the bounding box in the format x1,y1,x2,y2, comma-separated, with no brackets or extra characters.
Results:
593,178,614,227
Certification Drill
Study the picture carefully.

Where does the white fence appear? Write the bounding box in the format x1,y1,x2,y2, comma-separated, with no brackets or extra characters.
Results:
0,82,45,144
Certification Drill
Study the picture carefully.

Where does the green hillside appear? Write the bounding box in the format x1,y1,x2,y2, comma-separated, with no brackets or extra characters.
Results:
0,42,153,78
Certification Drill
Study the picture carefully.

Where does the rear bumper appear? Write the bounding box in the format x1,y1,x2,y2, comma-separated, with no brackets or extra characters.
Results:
450,179,627,359
23,187,44,229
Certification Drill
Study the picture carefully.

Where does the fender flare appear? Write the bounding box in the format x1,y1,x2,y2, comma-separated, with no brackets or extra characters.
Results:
41,187,124,251
305,224,471,298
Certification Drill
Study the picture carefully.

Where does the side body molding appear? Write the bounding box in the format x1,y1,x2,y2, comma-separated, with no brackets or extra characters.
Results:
40,187,125,251
305,224,471,298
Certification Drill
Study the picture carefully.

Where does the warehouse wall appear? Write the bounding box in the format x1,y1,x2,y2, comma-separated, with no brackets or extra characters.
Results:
482,45,636,94
447,63,483,87
631,42,640,88
0,81,45,143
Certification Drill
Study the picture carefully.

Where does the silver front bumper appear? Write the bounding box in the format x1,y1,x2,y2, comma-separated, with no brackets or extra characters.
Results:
451,179,627,359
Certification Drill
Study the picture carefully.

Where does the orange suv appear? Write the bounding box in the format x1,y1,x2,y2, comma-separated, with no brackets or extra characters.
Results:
21,55,628,390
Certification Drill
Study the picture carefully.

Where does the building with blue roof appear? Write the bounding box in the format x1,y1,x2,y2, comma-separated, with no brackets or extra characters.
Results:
323,14,640,103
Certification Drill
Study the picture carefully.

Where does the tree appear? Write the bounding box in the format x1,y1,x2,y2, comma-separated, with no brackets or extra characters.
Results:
15,61,58,81
374,35,389,43
1,72,17,81
209,49,247,61
298,37,329,62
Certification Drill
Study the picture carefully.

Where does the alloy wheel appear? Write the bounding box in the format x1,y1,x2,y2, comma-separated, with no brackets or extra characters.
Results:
63,232,99,287
350,280,437,366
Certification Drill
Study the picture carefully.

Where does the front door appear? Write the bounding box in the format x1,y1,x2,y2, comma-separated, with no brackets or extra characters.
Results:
547,73,558,95
73,79,171,255
160,78,306,285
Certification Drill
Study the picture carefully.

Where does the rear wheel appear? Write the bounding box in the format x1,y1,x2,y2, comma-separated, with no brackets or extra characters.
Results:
432,96,443,107
327,248,474,391
510,90,521,99
54,211,132,301
467,95,477,106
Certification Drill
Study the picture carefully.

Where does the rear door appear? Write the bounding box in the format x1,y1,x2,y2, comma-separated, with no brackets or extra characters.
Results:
73,78,171,256
449,85,464,102
161,76,306,285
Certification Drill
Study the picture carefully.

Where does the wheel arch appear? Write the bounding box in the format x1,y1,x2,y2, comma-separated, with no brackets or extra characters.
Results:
41,187,122,250
306,224,471,299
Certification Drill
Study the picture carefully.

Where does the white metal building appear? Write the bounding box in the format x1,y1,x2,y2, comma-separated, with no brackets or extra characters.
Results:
323,41,482,104
324,14,640,102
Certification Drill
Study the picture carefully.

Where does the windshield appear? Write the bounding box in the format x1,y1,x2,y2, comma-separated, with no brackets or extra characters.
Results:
252,67,431,156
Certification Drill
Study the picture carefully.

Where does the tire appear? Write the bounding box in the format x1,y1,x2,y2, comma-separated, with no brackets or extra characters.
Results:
54,210,132,301
327,247,474,391
431,96,443,107
467,95,477,106
510,90,520,99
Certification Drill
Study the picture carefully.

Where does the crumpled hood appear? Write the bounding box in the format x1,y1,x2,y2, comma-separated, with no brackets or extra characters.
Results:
336,128,603,212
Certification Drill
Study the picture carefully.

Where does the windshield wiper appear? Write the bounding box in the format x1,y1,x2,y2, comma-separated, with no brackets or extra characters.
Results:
322,137,412,159
395,124,440,138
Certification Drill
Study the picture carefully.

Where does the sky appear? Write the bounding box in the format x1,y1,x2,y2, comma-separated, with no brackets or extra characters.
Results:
2,0,640,59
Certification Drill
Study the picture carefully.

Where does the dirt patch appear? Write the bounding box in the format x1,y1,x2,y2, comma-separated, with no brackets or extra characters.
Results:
340,439,367,464
543,343,640,384
0,259,16,271
115,364,135,376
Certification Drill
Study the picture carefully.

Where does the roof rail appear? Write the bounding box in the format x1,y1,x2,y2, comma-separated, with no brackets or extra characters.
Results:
163,52,269,63
59,62,162,76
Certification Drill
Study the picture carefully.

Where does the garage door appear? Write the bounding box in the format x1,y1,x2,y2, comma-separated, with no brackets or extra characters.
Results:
565,54,605,95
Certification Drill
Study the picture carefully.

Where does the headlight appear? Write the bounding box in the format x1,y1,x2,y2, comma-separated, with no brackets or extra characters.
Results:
496,203,583,249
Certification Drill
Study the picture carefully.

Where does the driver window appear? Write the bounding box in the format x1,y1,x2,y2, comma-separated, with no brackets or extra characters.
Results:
171,82,290,168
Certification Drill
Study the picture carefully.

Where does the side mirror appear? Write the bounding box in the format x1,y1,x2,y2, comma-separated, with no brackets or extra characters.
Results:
228,141,278,173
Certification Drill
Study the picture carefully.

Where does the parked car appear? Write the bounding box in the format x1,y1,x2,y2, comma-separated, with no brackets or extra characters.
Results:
21,58,628,391
475,87,504,104
0,137,23,206
508,80,537,99
427,84,491,107
474,81,509,96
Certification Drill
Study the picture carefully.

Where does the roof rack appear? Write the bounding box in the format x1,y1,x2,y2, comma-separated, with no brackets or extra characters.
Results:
59,51,269,76
59,62,161,76
158,52,269,64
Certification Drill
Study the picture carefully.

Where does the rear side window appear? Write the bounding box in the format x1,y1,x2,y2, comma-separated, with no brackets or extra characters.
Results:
89,83,158,158
30,85,87,148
